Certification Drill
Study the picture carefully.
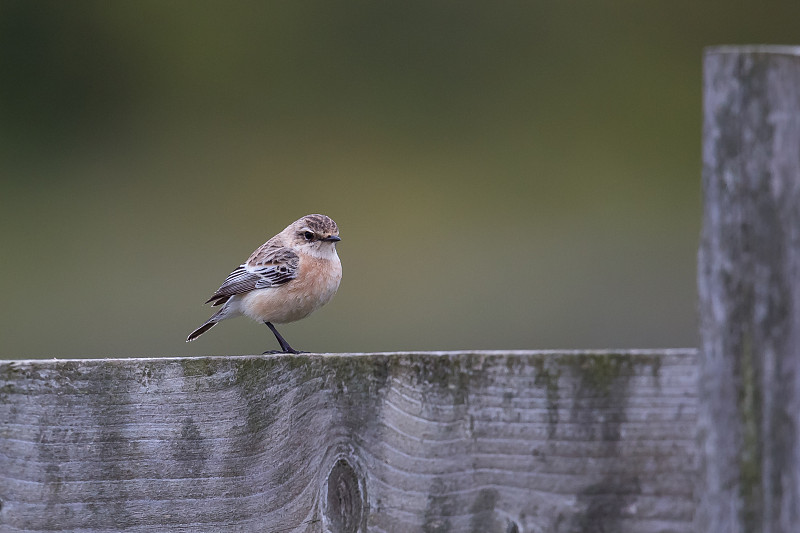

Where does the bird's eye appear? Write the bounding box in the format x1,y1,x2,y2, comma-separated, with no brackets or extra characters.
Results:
303,231,314,241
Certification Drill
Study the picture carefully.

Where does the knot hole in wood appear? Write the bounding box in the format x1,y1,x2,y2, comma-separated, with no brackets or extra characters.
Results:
323,458,364,533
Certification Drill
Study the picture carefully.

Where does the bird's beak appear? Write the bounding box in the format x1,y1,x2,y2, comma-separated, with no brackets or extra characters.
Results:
321,235,341,242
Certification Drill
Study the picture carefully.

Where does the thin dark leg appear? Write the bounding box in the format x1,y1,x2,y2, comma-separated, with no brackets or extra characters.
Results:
263,322,300,354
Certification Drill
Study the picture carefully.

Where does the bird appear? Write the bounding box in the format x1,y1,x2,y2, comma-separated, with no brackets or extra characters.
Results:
187,214,342,353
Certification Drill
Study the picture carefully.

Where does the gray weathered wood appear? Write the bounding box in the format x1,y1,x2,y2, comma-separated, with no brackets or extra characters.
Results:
698,46,800,533
0,350,696,532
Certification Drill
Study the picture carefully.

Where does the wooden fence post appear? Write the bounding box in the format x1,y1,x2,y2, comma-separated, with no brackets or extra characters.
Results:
698,45,800,533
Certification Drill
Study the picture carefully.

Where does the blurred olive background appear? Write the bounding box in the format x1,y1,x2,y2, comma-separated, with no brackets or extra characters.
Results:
1,2,797,358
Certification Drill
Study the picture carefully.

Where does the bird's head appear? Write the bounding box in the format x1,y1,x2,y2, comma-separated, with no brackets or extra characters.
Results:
286,214,341,255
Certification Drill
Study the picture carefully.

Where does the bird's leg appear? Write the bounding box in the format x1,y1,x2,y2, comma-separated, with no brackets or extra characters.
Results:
263,322,301,354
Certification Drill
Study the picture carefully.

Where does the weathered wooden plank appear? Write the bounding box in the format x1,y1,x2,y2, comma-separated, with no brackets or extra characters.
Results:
0,351,695,532
698,46,800,533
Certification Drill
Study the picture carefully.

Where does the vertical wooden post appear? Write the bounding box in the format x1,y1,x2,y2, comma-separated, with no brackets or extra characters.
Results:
699,45,800,533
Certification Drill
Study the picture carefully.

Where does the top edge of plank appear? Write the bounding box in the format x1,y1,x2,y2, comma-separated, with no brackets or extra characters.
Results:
0,348,698,366
705,45,800,56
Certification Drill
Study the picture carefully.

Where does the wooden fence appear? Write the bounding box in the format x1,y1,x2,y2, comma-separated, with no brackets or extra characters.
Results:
1,351,695,532
2,46,800,532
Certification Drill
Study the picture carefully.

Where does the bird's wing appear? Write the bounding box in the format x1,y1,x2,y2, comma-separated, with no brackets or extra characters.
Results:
205,244,299,306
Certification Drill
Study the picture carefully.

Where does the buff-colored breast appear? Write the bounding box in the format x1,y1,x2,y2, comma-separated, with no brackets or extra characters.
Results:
239,251,342,324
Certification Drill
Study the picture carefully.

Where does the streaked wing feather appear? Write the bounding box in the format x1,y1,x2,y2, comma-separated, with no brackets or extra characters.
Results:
204,266,260,304
254,263,296,288
204,245,299,304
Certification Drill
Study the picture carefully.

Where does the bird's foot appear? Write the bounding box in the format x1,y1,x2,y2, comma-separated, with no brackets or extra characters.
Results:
262,349,306,355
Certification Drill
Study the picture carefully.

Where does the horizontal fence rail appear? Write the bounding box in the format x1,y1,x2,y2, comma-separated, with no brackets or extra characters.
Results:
0,350,697,533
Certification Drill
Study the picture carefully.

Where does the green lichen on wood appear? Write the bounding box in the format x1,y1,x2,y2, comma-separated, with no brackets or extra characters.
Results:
533,356,560,437
574,353,631,395
0,363,21,399
650,354,662,380
232,357,279,392
393,353,474,406
421,354,470,389
569,352,659,396
326,353,391,395
737,332,763,531
179,357,216,378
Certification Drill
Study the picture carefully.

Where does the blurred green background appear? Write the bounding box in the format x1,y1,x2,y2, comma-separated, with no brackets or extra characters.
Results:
1,1,798,358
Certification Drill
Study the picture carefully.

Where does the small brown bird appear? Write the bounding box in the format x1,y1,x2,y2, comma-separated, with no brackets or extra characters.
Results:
187,214,342,353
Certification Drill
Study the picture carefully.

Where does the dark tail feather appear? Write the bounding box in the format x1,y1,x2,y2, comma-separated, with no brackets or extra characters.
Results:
205,295,231,307
187,320,217,342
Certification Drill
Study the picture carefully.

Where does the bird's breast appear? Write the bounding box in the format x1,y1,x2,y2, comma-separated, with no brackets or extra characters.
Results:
240,251,341,324
293,252,342,302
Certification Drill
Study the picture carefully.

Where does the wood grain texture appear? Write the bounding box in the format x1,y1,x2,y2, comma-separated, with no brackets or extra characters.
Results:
0,350,697,532
699,46,800,533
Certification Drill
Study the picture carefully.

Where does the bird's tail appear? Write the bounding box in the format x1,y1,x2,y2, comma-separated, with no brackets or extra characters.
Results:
187,300,239,342
186,319,218,342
